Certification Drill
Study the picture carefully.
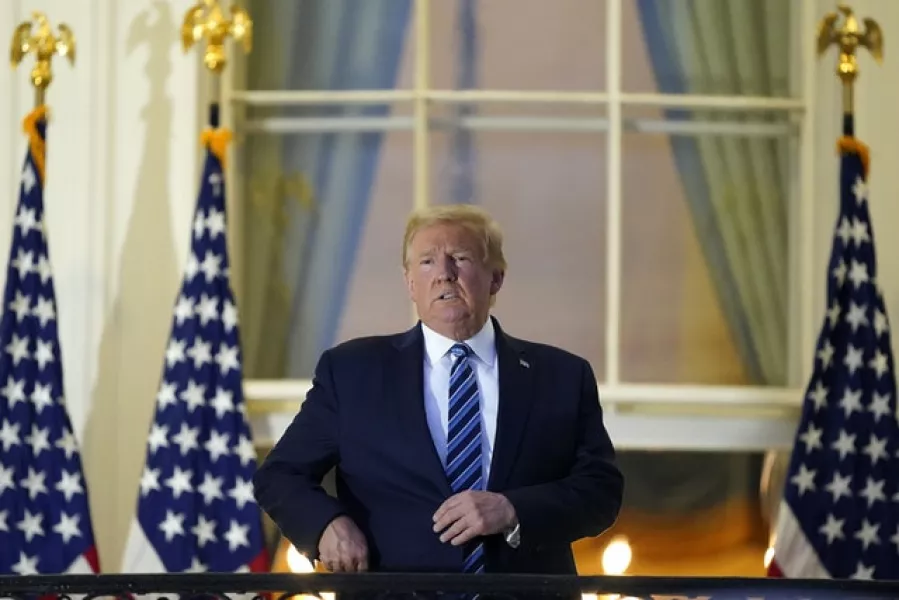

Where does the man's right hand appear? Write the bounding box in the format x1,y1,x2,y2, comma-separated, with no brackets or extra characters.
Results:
318,515,369,572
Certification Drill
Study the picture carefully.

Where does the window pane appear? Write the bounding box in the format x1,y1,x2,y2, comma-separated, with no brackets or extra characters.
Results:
620,107,796,385
623,0,794,97
245,0,415,91
429,116,608,378
431,0,606,91
238,127,414,380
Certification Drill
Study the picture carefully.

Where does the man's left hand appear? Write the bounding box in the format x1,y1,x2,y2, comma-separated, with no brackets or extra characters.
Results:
433,490,518,545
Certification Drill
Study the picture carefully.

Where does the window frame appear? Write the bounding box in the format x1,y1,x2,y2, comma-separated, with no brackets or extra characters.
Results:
224,0,820,451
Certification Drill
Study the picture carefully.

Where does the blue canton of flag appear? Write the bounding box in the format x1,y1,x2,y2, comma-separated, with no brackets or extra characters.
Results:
121,129,268,574
769,136,899,579
0,109,100,574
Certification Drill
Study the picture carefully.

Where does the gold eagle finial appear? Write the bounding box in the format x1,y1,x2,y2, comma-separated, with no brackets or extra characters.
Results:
817,4,883,77
816,3,883,115
181,0,252,73
10,11,75,102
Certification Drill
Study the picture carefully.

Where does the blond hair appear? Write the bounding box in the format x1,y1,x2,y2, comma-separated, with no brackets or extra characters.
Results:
402,204,507,271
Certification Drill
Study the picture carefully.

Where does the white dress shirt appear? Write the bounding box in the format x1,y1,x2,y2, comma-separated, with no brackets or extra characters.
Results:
421,319,499,485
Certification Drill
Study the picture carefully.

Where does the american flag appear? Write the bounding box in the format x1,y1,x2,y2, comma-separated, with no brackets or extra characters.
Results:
768,132,899,579
121,125,268,574
0,109,100,574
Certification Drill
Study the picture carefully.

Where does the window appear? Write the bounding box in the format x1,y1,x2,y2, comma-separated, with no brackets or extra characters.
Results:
226,0,818,576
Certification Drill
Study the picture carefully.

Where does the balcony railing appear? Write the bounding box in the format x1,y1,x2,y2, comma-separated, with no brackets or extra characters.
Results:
0,573,896,600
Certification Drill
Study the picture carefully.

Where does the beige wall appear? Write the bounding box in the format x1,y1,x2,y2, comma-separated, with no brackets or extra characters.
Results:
1,0,898,573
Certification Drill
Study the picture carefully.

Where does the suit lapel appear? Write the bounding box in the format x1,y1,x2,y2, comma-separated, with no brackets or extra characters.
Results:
388,324,453,497
487,319,535,491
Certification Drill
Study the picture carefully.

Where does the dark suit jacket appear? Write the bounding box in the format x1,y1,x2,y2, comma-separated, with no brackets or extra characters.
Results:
254,317,624,577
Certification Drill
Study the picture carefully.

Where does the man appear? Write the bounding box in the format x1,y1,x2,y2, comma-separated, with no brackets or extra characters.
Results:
254,204,623,579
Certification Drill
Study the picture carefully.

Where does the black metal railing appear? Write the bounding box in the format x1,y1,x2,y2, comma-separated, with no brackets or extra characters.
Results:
0,573,897,600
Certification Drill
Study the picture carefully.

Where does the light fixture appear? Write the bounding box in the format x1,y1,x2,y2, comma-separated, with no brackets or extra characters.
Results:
601,536,632,575
285,545,334,600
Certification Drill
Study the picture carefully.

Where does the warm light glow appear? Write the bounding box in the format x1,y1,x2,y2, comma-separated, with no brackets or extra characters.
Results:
601,537,632,575
286,545,315,573
285,545,335,600
764,546,775,569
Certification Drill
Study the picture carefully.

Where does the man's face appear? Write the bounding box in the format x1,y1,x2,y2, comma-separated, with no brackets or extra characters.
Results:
404,222,504,340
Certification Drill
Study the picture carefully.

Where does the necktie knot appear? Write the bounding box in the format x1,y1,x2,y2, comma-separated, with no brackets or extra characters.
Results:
449,343,472,359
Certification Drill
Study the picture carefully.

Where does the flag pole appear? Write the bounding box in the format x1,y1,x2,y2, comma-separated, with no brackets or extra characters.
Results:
816,3,883,135
766,4,898,581
10,11,76,108
3,12,101,576
181,0,253,129
121,0,266,577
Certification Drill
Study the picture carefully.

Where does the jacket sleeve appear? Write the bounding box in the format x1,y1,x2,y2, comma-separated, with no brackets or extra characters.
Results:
252,349,345,560
502,359,624,545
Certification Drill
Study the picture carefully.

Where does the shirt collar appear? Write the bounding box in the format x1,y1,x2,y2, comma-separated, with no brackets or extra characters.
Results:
422,318,496,367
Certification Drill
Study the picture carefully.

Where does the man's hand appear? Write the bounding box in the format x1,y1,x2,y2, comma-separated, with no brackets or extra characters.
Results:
432,490,518,546
318,515,369,572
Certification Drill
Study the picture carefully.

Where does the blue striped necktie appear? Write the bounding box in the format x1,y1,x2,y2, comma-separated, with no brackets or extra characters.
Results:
447,343,486,576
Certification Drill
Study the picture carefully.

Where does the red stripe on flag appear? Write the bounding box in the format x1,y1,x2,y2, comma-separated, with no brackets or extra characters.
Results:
767,559,784,578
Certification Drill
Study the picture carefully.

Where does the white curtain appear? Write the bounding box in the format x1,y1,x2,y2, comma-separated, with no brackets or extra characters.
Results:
240,0,412,379
625,0,792,516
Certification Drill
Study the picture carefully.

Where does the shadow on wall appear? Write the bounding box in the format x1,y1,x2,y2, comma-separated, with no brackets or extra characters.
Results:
82,0,182,571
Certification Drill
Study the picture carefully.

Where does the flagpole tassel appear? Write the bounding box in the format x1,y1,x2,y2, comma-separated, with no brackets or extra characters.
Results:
201,127,233,170
22,105,48,183
837,136,870,177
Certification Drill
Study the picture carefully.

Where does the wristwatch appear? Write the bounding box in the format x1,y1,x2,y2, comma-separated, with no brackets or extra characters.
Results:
504,523,521,548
